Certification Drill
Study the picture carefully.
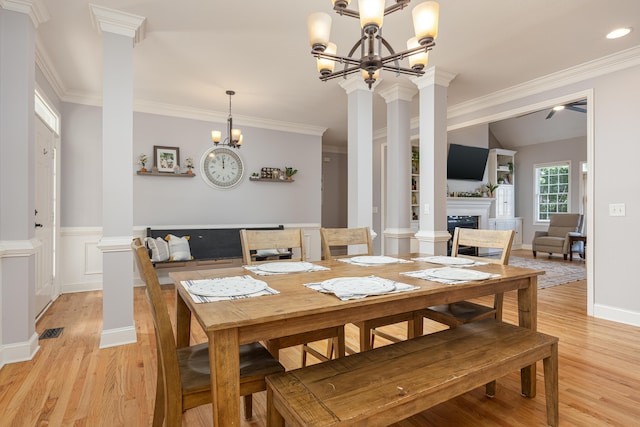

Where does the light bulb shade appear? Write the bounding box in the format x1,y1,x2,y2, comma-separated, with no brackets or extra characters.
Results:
406,37,429,70
237,134,243,146
308,12,332,51
361,68,380,81
211,130,221,143
358,0,385,31
412,1,439,44
317,42,337,75
231,129,242,142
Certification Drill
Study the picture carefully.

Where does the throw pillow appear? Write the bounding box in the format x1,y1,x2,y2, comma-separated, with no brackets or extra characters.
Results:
145,237,170,262
166,234,193,261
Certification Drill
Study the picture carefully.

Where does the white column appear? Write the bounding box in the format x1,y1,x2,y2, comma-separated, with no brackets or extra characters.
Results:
89,5,145,348
0,1,49,364
378,84,416,255
339,76,378,243
411,68,456,255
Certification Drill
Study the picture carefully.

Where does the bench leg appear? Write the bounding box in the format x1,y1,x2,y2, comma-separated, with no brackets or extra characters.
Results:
485,380,496,398
544,342,559,427
267,387,285,427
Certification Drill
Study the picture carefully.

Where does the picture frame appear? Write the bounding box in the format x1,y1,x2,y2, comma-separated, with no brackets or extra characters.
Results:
153,145,180,173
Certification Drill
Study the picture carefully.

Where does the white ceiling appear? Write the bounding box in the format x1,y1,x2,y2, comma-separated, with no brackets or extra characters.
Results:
35,0,640,147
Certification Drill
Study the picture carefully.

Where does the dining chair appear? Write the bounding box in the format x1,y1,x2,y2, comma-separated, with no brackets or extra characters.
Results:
320,227,417,353
131,238,284,426
416,227,515,328
239,229,346,367
240,228,306,265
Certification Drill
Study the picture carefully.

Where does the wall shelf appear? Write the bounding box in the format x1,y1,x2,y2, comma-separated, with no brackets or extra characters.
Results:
136,171,195,178
249,177,294,183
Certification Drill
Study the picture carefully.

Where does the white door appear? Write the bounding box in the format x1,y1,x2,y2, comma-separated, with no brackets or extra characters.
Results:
34,116,57,316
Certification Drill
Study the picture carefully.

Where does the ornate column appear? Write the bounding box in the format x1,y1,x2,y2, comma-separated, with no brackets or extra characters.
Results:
89,5,145,348
411,68,456,255
0,0,49,364
378,84,416,255
339,76,378,247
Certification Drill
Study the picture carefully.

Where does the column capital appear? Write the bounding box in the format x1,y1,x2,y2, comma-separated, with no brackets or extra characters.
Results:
378,84,417,104
89,4,146,45
339,74,381,94
0,0,50,27
411,66,457,90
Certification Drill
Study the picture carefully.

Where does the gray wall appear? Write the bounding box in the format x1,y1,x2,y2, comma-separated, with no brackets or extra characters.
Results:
446,123,490,194
512,136,587,245
321,150,348,228
60,104,322,228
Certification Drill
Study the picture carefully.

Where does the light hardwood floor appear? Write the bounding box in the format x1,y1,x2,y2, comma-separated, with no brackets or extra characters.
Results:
1,250,638,426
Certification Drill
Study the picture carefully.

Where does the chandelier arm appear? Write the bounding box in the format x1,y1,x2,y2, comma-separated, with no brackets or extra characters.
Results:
319,66,363,82
314,51,361,67
380,43,435,65
376,33,400,73
380,64,425,76
383,0,411,16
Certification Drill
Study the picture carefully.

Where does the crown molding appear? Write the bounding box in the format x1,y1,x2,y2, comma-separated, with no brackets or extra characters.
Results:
0,0,49,27
88,4,146,45
448,45,640,119
378,83,417,103
35,37,65,100
411,66,457,89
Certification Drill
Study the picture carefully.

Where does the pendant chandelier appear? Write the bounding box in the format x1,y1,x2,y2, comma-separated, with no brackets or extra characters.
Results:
211,90,243,148
307,0,440,89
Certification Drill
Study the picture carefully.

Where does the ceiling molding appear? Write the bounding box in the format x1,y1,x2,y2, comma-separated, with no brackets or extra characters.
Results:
448,45,640,119
88,4,146,45
0,0,49,27
35,38,65,100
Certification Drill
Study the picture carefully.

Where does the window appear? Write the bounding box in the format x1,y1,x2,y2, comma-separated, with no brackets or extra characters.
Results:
534,162,570,222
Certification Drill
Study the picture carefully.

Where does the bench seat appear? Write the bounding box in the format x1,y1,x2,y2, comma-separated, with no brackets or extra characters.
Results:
266,319,558,427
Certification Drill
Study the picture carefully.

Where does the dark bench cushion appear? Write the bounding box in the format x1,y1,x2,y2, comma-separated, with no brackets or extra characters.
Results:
146,225,284,263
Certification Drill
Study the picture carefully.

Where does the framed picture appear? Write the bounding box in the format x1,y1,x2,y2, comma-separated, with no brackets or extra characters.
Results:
154,146,180,172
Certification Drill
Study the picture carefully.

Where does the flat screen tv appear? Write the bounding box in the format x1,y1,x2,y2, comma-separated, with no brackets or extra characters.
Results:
447,144,489,181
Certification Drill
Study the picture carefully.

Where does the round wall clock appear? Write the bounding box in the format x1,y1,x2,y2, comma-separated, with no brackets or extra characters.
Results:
200,147,245,189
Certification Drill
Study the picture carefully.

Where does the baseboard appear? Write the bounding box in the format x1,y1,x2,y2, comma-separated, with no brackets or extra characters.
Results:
99,326,137,349
594,304,640,328
61,281,103,293
1,332,40,366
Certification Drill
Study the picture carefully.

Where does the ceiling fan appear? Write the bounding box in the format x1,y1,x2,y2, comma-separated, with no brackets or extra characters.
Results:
545,100,587,119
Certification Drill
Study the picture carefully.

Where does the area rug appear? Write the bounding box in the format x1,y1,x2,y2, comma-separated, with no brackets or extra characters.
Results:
508,256,586,289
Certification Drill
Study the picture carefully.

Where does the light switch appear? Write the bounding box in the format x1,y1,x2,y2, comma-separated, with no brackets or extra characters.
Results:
424,204,430,214
609,203,626,216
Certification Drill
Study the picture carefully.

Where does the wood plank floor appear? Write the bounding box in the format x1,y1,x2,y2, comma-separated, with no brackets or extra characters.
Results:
1,250,638,426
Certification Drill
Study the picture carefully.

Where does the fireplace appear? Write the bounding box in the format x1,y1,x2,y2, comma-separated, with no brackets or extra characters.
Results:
447,215,479,256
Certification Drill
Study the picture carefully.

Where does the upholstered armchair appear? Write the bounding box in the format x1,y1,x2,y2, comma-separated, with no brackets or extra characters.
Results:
532,213,584,260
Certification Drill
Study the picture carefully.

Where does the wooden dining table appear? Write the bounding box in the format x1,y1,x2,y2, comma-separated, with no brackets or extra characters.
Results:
169,255,543,426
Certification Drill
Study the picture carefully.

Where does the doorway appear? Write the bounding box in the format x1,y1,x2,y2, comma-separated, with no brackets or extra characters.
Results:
34,91,60,317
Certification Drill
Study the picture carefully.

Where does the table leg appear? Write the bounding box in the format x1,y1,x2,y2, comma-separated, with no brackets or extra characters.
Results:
518,275,538,397
175,292,191,348
208,328,241,426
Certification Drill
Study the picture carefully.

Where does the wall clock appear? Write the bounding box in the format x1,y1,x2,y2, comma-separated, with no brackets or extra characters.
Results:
200,147,245,189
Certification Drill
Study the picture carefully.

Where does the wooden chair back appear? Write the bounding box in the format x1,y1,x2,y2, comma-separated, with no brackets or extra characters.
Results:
240,228,306,265
131,237,181,423
451,227,515,265
320,227,373,260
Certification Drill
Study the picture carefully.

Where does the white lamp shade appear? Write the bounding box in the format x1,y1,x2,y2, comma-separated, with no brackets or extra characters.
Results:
231,129,242,141
308,12,332,49
361,68,380,80
211,130,221,143
412,1,439,42
317,42,337,74
358,0,385,29
237,134,243,146
407,37,429,68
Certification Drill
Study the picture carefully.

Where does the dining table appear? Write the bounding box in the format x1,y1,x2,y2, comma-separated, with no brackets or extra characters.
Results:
169,254,543,426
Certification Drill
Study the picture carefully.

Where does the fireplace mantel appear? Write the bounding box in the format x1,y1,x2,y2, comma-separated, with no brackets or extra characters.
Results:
446,197,494,230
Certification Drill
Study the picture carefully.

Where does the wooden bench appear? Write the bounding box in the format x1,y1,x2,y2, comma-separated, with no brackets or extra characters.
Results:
266,319,558,427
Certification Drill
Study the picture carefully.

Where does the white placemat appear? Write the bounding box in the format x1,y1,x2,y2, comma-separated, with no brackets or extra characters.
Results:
412,256,489,267
401,268,500,285
181,275,279,303
306,275,419,300
339,256,413,266
244,261,329,275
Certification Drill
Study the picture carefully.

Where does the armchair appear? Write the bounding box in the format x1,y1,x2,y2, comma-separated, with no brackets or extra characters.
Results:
532,213,584,260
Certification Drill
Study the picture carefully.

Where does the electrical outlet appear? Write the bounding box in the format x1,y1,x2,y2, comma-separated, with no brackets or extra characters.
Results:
609,203,626,217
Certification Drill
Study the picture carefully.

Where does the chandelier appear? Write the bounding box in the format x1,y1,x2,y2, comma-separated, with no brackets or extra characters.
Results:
307,0,439,89
211,90,243,148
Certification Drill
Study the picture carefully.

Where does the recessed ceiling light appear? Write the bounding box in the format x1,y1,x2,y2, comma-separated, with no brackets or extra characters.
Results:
606,27,632,39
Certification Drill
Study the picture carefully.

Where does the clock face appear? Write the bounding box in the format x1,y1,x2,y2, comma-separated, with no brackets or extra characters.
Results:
200,147,244,189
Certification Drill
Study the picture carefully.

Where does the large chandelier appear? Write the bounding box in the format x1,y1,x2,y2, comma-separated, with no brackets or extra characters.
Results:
307,0,439,89
211,90,243,148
